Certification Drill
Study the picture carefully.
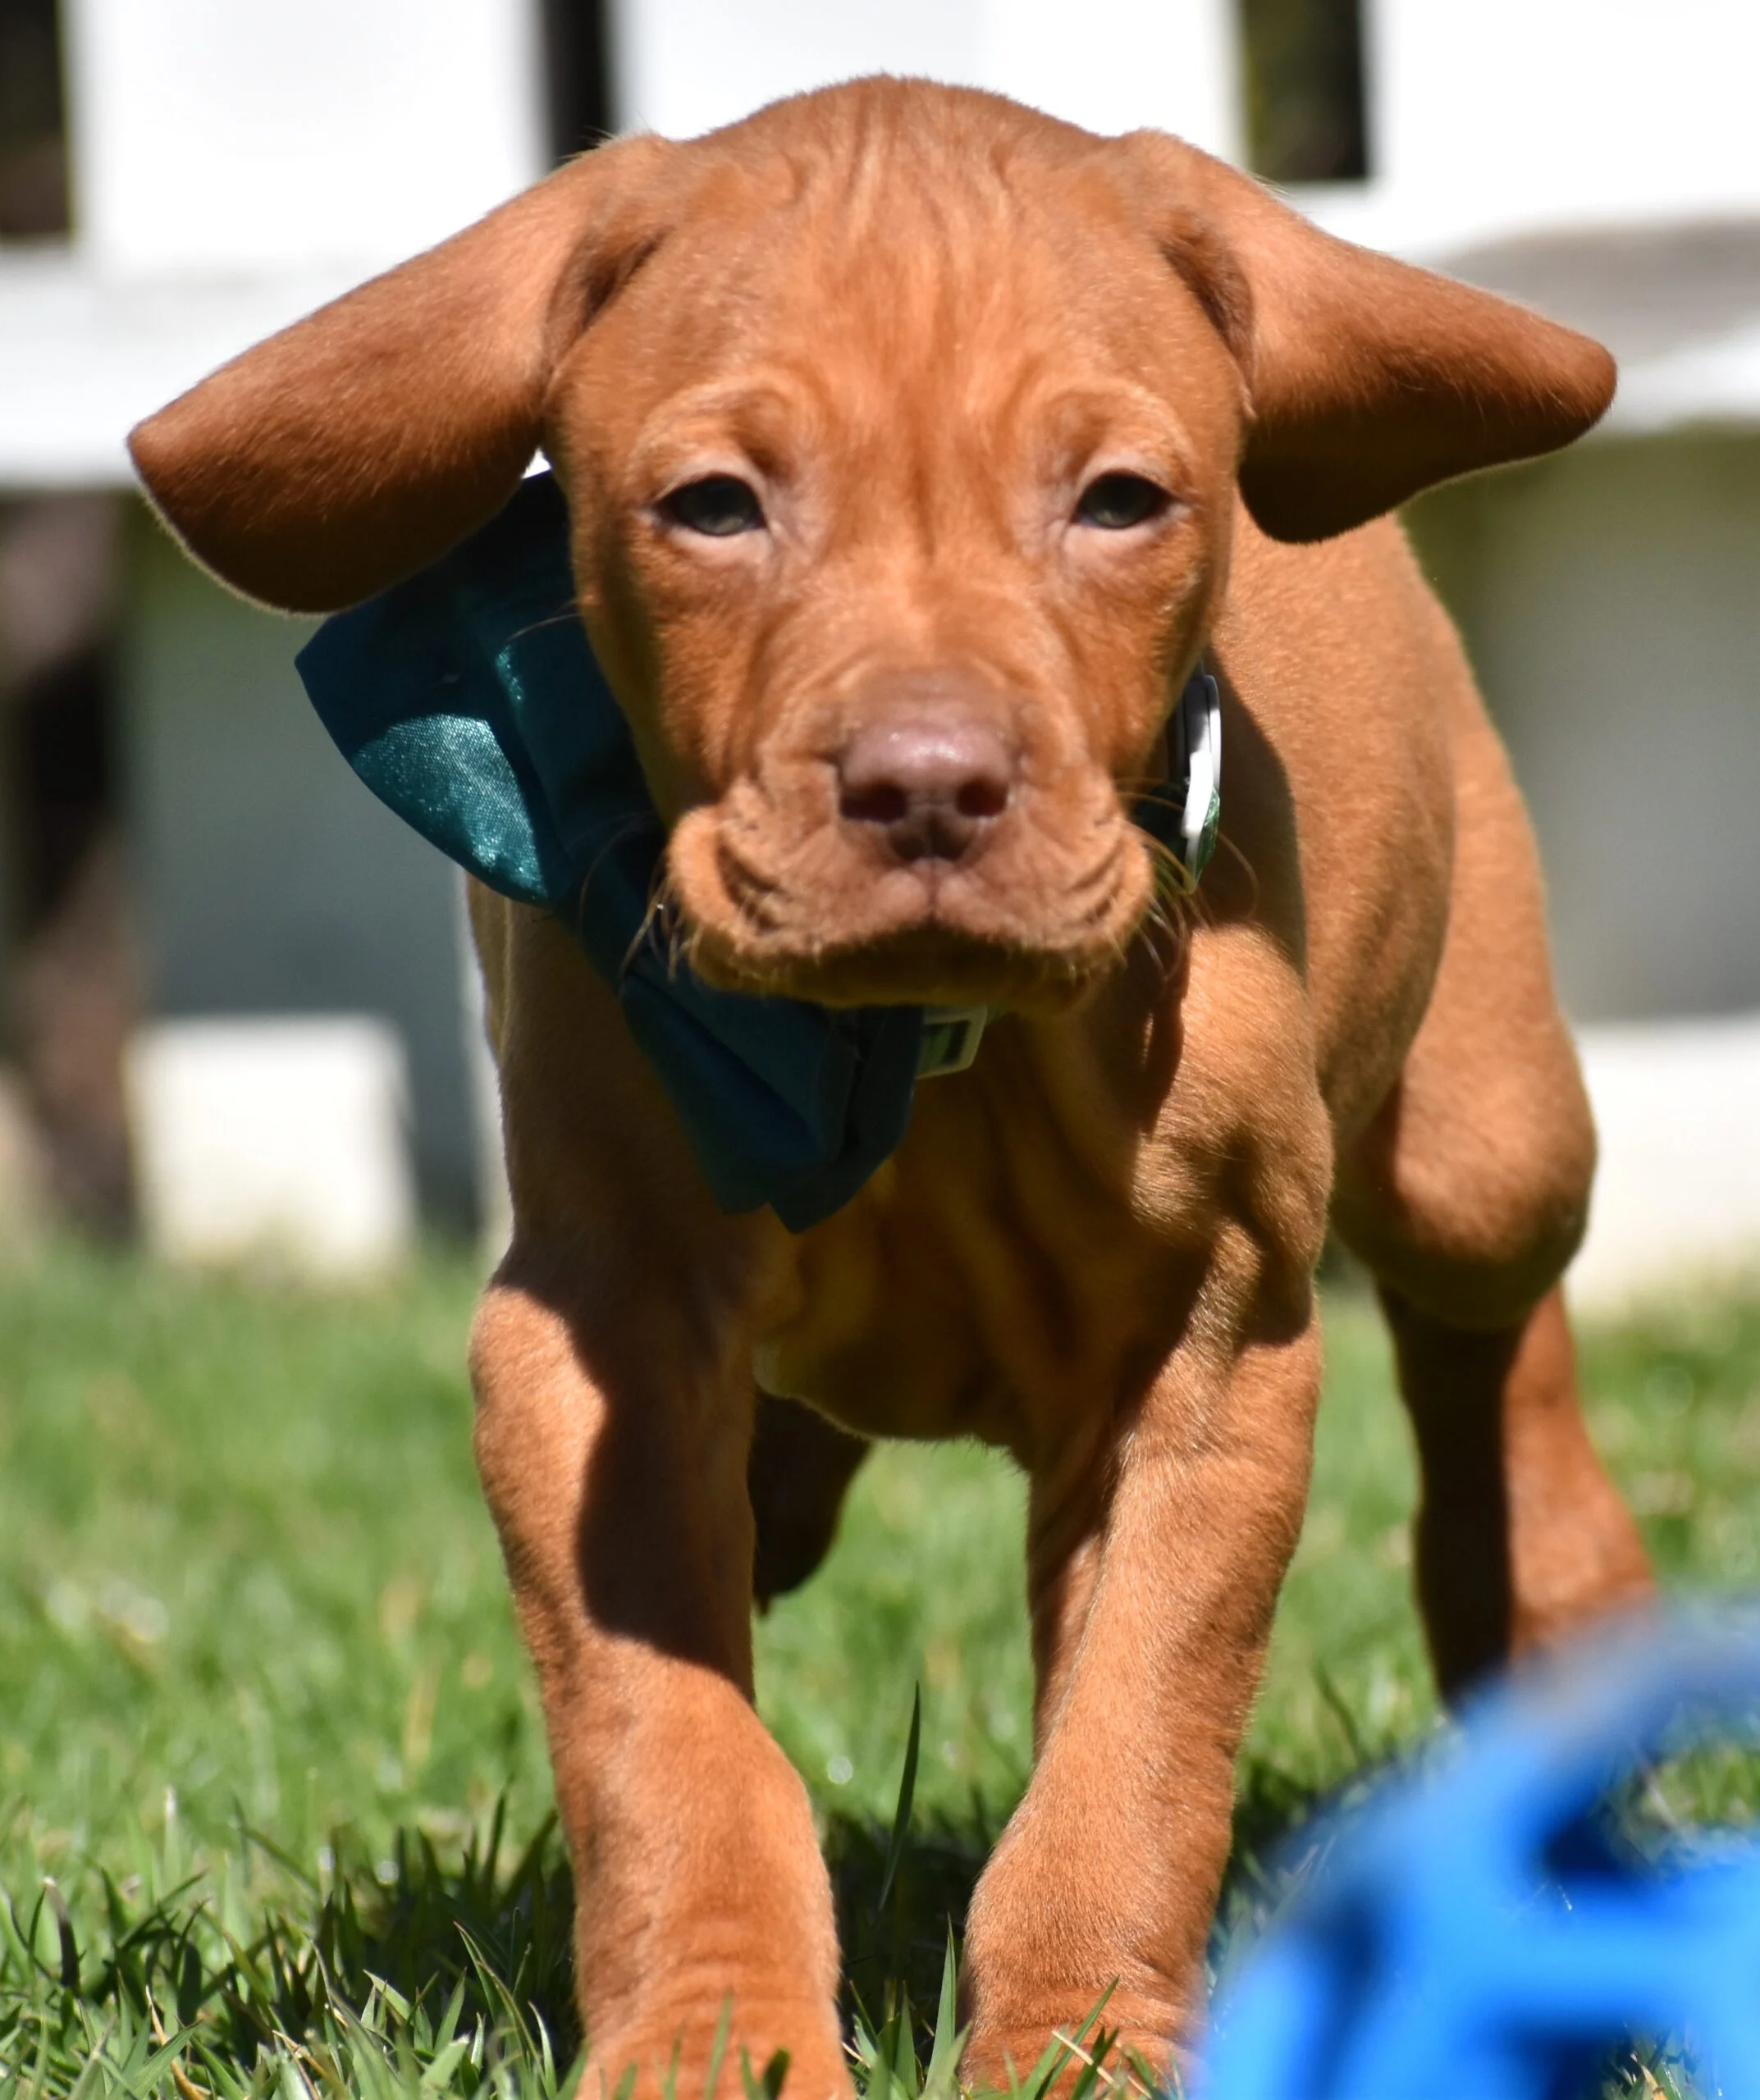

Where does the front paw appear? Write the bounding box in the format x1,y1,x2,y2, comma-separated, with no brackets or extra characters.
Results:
961,2005,1189,2099
583,1995,853,2100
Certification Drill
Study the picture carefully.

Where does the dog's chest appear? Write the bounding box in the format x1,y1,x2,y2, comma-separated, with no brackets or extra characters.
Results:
748,1023,1200,1459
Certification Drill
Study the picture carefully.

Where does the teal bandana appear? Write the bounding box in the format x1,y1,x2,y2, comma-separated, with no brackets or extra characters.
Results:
295,472,1218,1230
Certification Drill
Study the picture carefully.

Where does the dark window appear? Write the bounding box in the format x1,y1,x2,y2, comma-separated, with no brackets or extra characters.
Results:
541,0,614,162
0,497,134,1234
12,650,111,933
0,0,69,237
1237,0,1369,185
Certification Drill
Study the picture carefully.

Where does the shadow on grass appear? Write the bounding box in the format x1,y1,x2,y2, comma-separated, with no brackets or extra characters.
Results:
2,1767,1349,2092
829,1801,994,2034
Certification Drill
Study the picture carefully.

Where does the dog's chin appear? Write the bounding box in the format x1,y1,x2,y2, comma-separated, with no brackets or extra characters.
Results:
680,920,1123,1013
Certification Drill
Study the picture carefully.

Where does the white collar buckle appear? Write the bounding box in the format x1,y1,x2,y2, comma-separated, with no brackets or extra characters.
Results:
917,1004,989,1078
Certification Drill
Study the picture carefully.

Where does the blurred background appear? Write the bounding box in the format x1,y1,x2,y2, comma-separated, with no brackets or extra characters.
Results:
2,0,1758,1303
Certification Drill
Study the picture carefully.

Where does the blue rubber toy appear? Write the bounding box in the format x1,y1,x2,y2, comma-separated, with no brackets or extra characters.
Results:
1203,1615,1760,2100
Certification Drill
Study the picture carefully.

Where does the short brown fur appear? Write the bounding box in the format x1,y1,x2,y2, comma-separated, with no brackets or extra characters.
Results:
130,80,1652,2095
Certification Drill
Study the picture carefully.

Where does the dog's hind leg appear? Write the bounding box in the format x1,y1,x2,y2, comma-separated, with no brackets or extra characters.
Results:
1374,1282,1653,1694
748,1392,871,1609
1333,688,1652,1696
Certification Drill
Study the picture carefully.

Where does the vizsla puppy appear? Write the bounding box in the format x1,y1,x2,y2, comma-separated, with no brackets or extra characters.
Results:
129,79,1653,2094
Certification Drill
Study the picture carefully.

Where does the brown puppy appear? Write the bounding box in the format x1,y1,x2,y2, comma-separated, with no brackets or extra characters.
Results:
129,80,1654,2096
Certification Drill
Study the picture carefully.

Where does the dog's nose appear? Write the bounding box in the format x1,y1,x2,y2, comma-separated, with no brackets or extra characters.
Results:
836,718,1014,864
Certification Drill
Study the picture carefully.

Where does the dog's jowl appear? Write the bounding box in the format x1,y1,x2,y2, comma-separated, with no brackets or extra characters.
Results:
130,79,1653,2097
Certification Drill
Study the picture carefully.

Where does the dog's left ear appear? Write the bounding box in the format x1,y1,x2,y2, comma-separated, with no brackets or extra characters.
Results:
129,135,676,613
1117,134,1616,542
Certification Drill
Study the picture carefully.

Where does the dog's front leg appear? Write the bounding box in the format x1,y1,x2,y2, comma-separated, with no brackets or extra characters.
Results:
960,1290,1322,2087
470,1249,847,2098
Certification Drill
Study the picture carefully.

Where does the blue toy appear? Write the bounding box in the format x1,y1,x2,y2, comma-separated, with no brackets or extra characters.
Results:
1203,1614,1760,2100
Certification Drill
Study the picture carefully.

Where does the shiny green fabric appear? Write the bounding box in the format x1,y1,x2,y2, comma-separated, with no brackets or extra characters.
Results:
295,472,1214,1230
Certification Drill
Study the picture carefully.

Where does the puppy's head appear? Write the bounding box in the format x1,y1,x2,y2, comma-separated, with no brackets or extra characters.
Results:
130,80,1614,1012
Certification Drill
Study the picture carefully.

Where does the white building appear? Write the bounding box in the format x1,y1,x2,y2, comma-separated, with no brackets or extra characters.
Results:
0,0,555,1265
2,0,1756,1298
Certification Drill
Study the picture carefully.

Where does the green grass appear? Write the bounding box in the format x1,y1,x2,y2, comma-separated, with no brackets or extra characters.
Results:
2,1244,1759,2094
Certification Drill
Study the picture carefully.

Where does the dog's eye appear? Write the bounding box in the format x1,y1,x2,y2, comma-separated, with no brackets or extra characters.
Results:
661,475,766,537
1073,472,1169,531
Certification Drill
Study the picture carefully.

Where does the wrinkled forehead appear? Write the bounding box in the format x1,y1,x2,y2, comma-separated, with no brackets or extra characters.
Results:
555,125,1240,465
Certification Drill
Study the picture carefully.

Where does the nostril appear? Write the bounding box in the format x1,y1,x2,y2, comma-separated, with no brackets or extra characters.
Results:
840,779,912,828
955,774,1009,822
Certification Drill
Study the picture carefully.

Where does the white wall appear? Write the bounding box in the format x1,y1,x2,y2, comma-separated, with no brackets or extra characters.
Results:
1573,1016,1760,1313
62,0,546,275
0,261,368,486
128,1016,417,1275
1360,0,1760,249
607,0,1241,157
1408,434,1760,1026
121,509,482,1226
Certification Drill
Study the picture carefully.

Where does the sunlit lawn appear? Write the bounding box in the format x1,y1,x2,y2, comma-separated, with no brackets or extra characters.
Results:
2,1242,1758,2093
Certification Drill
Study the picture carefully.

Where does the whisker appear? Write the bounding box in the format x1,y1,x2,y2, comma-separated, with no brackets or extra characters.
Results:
505,602,587,647
1131,894,1186,984
628,873,662,973
1139,832,1202,915
629,861,693,982
565,812,663,951
1214,829,1259,917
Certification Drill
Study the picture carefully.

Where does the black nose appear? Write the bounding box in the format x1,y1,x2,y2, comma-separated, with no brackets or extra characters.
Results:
836,718,1014,864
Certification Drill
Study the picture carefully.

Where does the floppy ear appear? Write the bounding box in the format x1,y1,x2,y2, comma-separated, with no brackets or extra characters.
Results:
1119,134,1616,542
128,135,675,612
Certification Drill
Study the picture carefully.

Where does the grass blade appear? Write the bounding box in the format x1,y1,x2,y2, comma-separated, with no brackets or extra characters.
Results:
890,1993,918,2098
877,1690,923,1918
922,1931,963,2100
1021,1983,1115,2100
42,1879,80,1994
737,2045,790,2100
703,1993,734,2100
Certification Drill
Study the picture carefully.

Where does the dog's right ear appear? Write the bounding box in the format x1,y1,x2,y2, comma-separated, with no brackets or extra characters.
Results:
1115,132,1616,542
128,135,675,613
